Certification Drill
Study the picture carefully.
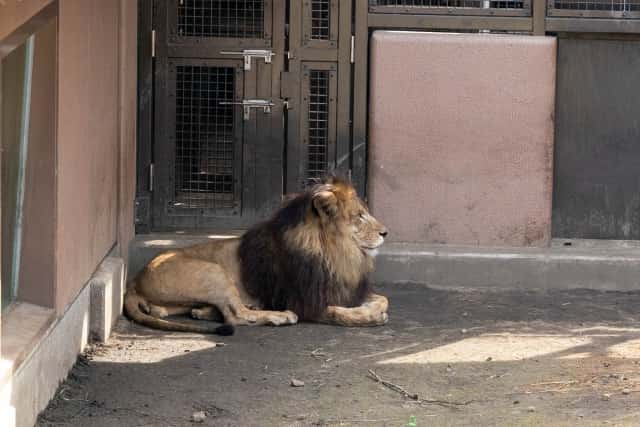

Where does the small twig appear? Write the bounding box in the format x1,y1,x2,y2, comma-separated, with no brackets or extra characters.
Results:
309,348,332,362
528,380,578,387
322,418,395,424
310,348,328,358
367,370,475,409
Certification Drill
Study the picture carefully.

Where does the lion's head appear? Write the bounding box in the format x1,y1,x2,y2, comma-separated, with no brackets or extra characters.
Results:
239,175,387,320
309,176,388,257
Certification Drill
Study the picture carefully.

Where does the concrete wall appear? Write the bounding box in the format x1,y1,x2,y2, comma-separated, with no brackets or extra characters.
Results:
368,31,556,247
56,0,122,312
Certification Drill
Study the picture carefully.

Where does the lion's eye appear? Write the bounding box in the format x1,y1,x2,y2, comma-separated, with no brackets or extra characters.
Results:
358,213,366,221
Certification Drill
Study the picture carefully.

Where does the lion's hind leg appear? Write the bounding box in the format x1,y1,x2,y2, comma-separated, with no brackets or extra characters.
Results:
146,303,192,319
176,257,298,327
191,306,223,322
221,287,298,326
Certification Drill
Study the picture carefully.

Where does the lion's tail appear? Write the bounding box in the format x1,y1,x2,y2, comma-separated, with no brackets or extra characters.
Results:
123,285,234,336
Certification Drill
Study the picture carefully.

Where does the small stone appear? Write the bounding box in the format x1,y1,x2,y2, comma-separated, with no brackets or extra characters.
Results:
241,377,247,382
602,393,611,401
622,389,631,395
513,400,520,405
527,406,536,413
462,312,469,317
291,378,305,387
461,329,468,334
486,357,493,362
191,411,206,423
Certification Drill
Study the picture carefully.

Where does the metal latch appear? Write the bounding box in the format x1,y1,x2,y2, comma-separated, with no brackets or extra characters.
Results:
220,99,275,120
220,49,275,71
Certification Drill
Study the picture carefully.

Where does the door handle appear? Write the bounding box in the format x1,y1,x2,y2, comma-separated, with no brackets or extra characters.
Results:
220,99,275,120
219,49,275,71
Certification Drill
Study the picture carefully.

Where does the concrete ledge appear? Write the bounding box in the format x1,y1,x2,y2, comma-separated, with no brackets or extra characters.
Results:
0,282,90,427
89,256,125,343
373,240,640,291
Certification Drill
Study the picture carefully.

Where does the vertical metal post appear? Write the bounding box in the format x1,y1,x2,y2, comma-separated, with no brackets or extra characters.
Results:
533,0,546,35
11,34,35,301
0,55,3,315
352,0,369,198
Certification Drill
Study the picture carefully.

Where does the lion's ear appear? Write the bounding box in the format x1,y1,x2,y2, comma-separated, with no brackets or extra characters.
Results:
312,190,339,219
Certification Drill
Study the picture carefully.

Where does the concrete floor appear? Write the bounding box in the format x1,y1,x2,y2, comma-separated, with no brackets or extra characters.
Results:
38,283,640,427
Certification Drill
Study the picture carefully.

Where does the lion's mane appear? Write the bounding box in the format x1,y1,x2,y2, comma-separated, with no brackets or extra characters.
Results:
239,179,372,320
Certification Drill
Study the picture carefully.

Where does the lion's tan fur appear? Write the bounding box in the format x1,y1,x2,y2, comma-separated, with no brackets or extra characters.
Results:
124,177,389,333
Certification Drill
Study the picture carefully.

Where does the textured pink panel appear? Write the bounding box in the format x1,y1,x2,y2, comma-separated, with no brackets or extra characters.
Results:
368,31,556,247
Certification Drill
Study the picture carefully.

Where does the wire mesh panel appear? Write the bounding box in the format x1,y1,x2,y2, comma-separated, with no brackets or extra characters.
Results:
311,0,331,40
173,65,239,211
307,70,330,180
177,0,265,38
548,0,640,17
369,0,530,15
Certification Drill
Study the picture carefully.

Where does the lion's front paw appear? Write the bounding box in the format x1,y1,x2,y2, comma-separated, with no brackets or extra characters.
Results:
266,310,298,326
375,311,389,326
284,310,299,324
364,310,388,326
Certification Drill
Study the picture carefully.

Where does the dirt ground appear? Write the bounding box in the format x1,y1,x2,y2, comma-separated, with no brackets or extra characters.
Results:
37,283,640,427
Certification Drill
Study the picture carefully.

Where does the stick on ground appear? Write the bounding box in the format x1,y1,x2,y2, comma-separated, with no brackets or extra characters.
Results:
367,369,475,409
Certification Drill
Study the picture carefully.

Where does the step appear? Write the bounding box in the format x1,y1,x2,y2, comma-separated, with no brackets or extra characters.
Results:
129,235,640,292
374,239,640,291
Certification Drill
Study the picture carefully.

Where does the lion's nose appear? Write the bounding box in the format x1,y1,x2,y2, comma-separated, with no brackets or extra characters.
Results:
379,230,388,238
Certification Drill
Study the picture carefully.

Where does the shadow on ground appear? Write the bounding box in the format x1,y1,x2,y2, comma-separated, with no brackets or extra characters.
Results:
38,284,640,426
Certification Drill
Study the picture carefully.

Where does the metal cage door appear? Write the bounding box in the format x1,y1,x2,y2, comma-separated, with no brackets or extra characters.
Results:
285,0,352,192
150,0,285,230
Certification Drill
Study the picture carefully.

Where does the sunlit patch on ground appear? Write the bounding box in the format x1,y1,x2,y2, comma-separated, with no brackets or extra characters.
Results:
378,333,592,364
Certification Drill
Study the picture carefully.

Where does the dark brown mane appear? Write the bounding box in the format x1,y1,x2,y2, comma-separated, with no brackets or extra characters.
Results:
238,177,370,320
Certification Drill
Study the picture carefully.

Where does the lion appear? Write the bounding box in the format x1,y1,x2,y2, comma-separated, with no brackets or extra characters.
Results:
124,176,389,335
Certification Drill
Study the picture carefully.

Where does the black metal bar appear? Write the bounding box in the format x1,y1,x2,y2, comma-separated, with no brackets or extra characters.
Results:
367,11,533,30
369,4,531,17
136,0,154,232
